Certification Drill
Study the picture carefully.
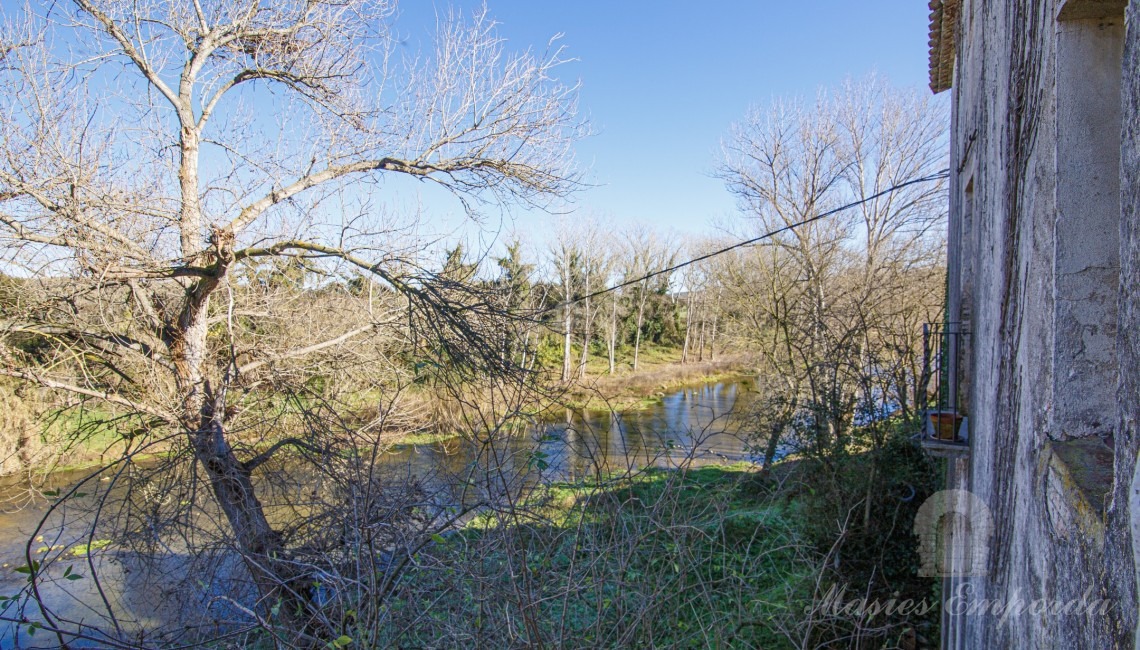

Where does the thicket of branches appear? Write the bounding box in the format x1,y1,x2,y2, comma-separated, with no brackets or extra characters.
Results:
0,0,587,645
712,76,949,647
0,0,948,644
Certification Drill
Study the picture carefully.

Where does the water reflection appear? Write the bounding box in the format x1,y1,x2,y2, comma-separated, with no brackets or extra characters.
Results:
0,380,764,647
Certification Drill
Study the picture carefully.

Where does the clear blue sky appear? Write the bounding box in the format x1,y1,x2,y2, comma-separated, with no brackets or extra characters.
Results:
391,1,936,242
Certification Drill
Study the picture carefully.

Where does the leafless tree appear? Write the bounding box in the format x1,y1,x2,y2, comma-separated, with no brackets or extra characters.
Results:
0,0,582,643
621,224,675,372
572,219,609,379
604,274,623,375
717,76,947,463
549,223,580,383
679,252,698,365
704,81,948,649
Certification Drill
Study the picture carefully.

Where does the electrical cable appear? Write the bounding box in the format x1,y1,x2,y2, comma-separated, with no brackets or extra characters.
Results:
538,169,950,315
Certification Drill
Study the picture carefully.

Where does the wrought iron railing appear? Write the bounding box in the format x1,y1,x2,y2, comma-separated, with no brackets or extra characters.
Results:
918,322,969,448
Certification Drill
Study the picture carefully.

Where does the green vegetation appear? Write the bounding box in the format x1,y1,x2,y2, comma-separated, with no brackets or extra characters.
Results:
789,429,944,647
343,466,816,648
294,432,940,649
67,539,112,558
388,431,463,447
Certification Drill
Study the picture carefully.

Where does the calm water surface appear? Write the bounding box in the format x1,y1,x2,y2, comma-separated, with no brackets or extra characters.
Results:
0,380,766,647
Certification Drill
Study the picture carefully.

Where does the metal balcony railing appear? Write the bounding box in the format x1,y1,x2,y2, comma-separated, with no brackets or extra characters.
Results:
918,322,969,455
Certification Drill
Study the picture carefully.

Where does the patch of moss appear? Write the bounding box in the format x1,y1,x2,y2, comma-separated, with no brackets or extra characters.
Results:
69,539,112,557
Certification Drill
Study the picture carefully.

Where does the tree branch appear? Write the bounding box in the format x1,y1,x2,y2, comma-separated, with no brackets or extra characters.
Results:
226,157,437,235
71,0,185,117
242,437,322,472
237,323,377,375
0,368,174,422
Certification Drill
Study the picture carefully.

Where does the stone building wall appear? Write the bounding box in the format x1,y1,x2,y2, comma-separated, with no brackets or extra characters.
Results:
937,0,1138,647
1108,2,1140,646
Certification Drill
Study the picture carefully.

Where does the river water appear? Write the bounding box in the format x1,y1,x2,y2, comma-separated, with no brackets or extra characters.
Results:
0,379,765,647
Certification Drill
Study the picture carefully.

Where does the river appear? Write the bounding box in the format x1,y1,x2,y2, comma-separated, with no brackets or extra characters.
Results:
0,379,766,648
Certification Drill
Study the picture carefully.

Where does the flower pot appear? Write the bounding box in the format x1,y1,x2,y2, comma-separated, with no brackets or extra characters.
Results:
926,411,963,442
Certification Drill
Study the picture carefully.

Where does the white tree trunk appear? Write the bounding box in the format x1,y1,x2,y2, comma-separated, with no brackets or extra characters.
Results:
708,296,720,361
633,280,647,371
577,265,591,379
681,290,694,364
608,291,618,374
562,301,573,382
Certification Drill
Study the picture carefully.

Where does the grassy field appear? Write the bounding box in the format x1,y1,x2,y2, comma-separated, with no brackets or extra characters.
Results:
350,437,942,649
354,465,818,649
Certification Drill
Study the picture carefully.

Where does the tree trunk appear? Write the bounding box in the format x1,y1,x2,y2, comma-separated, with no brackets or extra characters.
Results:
173,279,307,628
577,326,589,378
762,419,784,470
577,265,590,379
681,290,693,364
707,297,719,361
607,291,617,375
697,312,706,362
561,302,573,382
171,110,311,634
633,280,647,372
177,131,204,256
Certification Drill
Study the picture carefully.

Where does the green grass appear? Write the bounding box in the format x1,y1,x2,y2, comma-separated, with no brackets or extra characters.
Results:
68,539,112,557
345,466,816,648
580,342,682,375
560,363,752,411
388,431,463,446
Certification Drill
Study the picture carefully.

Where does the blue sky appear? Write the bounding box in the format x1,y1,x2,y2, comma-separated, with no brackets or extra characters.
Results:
390,1,936,243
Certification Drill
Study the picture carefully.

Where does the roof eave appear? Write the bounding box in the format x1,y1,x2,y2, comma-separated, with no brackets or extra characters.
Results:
928,0,959,94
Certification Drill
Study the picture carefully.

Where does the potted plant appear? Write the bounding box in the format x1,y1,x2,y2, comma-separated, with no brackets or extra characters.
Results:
926,411,964,442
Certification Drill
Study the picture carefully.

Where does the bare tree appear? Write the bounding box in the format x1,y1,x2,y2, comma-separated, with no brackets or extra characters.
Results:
716,77,946,463
677,241,715,366
597,229,627,376
549,224,580,383
0,0,581,643
679,252,697,365
621,225,674,372
605,277,622,375
573,219,609,379
711,78,947,648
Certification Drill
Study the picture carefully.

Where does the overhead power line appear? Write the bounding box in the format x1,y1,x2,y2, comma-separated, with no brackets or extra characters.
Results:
540,169,950,315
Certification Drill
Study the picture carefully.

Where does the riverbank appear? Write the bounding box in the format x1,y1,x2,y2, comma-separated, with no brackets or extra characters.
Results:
0,399,941,648
559,355,750,412
0,352,752,478
303,464,815,648
336,440,940,648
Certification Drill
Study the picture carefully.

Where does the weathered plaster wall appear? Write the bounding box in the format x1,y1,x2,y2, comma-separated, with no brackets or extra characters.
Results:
948,3,1056,648
1053,16,1123,438
1106,1,1140,645
944,0,1136,647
